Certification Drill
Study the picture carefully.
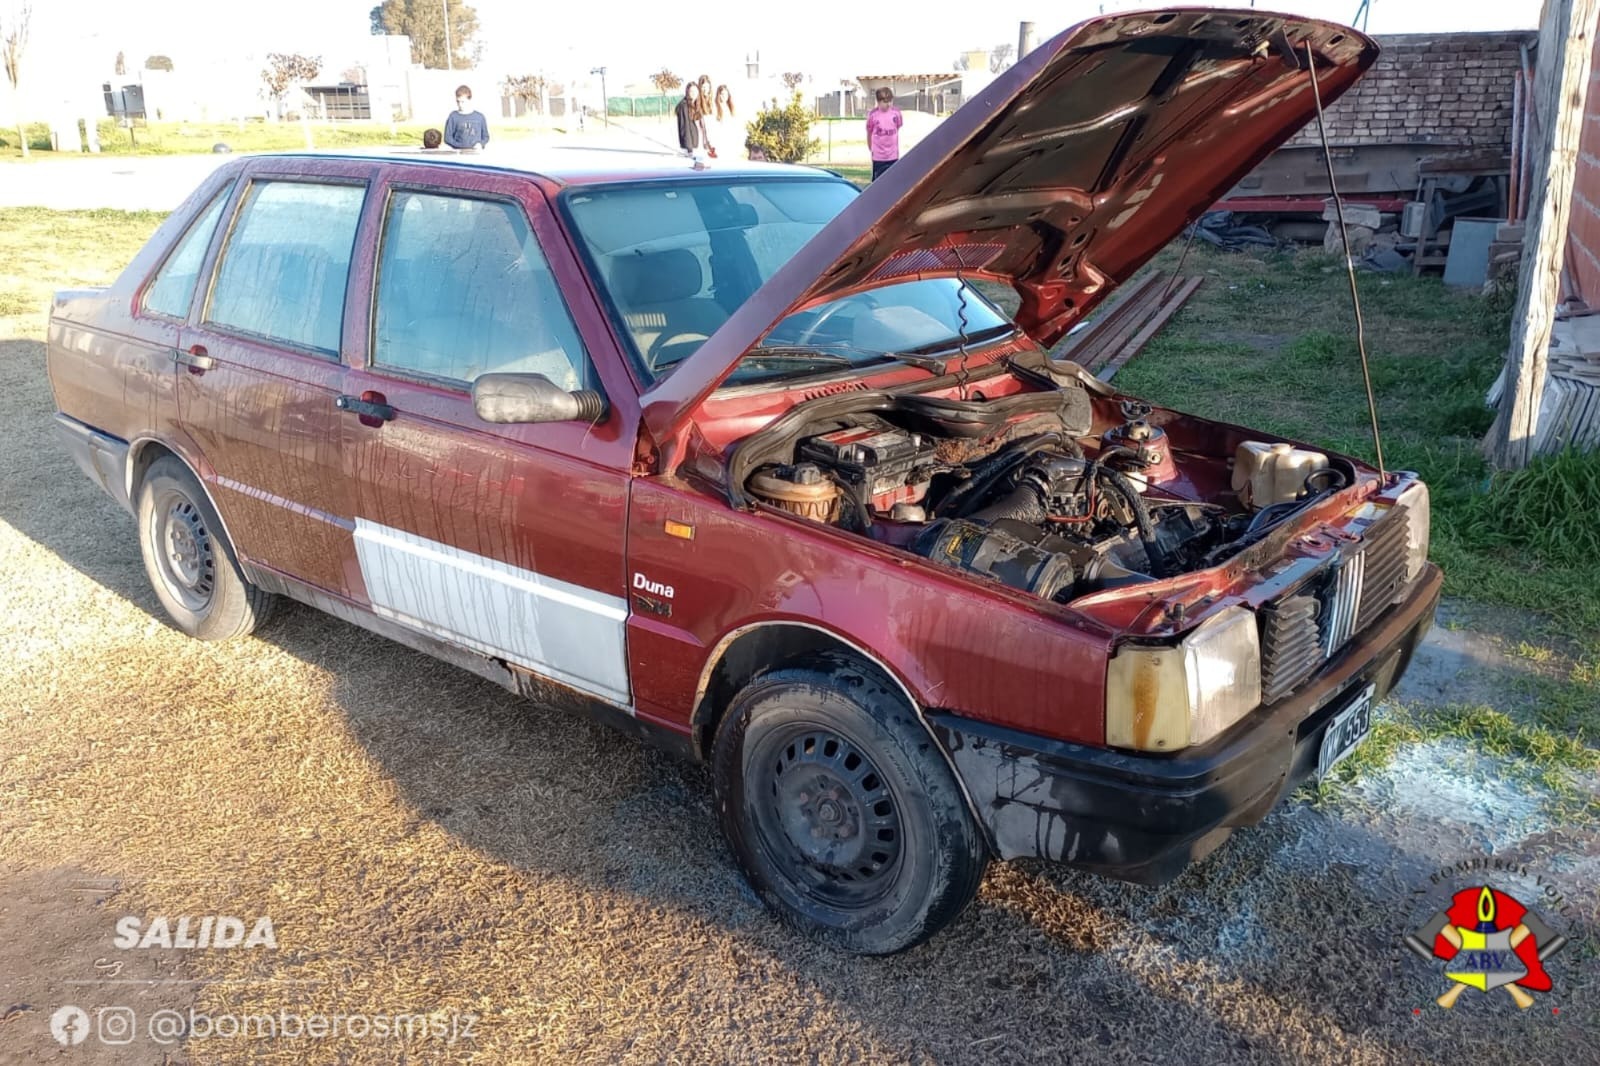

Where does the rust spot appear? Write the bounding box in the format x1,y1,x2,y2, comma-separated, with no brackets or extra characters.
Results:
1131,653,1160,749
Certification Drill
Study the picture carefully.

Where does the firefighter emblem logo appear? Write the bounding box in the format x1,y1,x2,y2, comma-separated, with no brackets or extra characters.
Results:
1404,885,1570,1009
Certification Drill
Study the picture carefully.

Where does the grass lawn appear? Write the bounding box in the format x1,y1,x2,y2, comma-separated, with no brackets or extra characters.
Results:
0,119,544,160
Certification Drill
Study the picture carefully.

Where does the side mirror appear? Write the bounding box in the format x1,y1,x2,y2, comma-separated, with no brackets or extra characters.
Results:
472,373,608,424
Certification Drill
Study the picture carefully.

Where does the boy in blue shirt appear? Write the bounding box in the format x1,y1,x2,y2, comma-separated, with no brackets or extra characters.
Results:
444,85,489,149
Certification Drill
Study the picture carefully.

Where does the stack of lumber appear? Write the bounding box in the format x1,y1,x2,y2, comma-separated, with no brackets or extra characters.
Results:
1054,271,1204,380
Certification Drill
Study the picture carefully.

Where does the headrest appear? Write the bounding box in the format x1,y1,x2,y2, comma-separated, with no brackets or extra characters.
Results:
611,249,703,305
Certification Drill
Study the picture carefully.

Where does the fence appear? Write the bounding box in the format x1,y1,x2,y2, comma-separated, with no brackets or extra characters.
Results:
606,95,677,118
815,91,960,117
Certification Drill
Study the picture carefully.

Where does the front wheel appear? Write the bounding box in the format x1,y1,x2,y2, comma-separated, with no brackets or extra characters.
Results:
712,654,989,954
136,456,275,641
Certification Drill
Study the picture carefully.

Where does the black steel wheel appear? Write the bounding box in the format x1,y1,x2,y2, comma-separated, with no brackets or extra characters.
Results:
748,725,904,909
136,456,275,641
713,652,989,954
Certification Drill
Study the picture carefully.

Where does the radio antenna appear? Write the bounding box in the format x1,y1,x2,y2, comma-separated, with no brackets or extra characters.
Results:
1306,41,1386,480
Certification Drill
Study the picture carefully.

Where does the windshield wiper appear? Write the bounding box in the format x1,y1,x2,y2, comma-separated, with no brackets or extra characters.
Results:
749,342,950,374
900,323,1020,357
741,346,855,365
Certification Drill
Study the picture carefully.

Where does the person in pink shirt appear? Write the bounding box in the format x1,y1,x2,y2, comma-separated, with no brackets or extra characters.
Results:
866,87,903,180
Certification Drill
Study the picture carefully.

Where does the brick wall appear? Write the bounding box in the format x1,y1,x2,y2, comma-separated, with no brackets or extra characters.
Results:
1284,32,1535,149
1568,32,1600,308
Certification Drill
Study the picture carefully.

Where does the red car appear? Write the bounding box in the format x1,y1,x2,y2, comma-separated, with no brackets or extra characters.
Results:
48,11,1437,953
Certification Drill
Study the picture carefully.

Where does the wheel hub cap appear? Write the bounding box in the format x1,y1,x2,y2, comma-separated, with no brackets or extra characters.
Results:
756,729,903,905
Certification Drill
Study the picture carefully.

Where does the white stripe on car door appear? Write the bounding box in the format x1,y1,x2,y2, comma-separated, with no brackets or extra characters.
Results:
352,518,630,706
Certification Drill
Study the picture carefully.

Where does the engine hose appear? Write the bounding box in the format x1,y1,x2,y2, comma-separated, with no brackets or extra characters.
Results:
1097,466,1171,578
943,433,1063,517
967,480,1048,524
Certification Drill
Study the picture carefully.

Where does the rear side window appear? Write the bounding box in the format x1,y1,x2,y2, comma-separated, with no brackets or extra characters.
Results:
372,191,595,390
143,185,231,320
206,181,364,354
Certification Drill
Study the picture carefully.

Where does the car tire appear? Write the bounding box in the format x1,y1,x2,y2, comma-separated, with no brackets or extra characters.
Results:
136,456,274,641
712,652,989,954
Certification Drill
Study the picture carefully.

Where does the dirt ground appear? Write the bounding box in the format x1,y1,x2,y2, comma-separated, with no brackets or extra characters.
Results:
2,261,1598,1062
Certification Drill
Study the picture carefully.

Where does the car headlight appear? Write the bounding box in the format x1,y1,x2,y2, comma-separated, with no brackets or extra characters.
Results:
1105,606,1262,752
1394,478,1431,584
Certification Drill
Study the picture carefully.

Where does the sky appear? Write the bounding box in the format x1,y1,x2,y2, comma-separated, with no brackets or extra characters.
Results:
29,0,1544,93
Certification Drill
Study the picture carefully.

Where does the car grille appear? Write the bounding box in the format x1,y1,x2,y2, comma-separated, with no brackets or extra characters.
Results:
1259,594,1323,703
1258,509,1411,704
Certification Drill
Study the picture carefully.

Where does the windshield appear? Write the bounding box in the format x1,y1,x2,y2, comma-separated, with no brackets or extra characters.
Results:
564,177,1015,385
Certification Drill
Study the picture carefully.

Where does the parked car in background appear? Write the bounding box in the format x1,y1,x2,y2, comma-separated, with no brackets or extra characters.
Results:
47,10,1437,953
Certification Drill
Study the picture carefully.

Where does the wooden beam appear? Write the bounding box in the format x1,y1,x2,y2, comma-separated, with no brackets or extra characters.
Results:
1487,0,1599,468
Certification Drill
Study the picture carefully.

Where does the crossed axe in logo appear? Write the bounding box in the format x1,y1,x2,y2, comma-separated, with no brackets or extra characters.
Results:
1404,891,1569,1009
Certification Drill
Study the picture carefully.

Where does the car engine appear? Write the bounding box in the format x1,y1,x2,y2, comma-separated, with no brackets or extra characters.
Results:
731,386,1348,605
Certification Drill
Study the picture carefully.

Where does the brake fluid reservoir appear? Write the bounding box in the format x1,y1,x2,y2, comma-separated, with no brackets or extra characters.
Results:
1232,441,1329,509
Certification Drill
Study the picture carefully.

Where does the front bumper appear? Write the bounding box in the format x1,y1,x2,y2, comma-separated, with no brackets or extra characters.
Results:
930,562,1443,884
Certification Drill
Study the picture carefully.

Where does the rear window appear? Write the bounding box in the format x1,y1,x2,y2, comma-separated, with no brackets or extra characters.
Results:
143,184,232,320
205,181,365,354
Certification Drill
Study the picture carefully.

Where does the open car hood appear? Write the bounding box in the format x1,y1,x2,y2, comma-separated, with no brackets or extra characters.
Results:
639,8,1376,450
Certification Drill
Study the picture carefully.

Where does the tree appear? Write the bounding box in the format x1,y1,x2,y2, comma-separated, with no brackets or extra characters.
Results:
260,52,322,119
114,50,126,76
649,67,680,114
370,0,479,70
144,55,173,72
1,2,30,158
501,73,545,115
781,71,805,91
746,92,819,164
341,64,367,85
989,42,1014,72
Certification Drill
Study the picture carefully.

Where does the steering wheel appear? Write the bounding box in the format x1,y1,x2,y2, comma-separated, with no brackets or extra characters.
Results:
791,301,855,347
647,329,713,370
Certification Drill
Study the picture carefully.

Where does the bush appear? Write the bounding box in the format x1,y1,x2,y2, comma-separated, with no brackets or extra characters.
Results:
745,92,819,164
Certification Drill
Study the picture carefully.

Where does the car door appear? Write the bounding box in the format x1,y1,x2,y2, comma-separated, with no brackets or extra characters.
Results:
336,168,639,706
177,162,373,595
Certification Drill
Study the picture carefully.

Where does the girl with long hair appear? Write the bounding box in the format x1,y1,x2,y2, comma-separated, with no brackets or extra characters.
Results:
705,85,736,160
675,81,705,154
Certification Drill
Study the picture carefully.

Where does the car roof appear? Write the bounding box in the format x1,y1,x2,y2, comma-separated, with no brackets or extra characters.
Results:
250,146,841,187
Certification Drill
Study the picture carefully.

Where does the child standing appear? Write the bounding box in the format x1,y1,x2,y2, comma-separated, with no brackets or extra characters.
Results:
866,87,902,181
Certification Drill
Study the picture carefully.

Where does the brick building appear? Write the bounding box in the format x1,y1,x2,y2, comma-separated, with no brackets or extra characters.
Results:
1566,31,1600,308
1284,31,1535,150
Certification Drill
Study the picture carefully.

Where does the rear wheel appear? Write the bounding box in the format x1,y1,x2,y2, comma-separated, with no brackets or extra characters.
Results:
136,456,274,641
712,653,989,954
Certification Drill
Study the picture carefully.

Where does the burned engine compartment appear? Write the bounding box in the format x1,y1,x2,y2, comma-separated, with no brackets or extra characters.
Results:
728,383,1354,605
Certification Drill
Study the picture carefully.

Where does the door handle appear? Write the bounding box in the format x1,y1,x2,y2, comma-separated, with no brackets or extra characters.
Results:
172,345,214,371
335,392,396,425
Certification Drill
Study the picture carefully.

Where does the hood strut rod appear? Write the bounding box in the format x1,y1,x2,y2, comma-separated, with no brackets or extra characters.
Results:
1306,41,1386,481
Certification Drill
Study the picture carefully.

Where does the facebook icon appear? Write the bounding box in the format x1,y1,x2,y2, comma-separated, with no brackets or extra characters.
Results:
50,1005,91,1046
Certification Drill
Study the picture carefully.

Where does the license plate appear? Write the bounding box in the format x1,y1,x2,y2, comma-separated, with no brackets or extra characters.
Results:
1317,683,1375,780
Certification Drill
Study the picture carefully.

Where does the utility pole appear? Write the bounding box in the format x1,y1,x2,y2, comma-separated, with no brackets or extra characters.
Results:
591,66,607,127
442,0,453,71
1487,0,1598,468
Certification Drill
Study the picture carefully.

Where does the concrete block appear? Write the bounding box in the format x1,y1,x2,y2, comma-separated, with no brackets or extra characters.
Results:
1323,200,1384,229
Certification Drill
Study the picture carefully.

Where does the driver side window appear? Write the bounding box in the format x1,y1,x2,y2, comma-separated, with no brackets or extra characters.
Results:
373,191,596,390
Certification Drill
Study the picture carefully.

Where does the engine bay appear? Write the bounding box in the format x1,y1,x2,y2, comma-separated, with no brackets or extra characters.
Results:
729,383,1355,605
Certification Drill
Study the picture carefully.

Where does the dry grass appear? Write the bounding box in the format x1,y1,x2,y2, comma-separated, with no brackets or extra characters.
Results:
1,211,1597,1063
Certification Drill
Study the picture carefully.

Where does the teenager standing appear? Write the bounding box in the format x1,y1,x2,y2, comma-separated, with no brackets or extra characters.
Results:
705,85,737,159
443,85,490,149
676,82,706,155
